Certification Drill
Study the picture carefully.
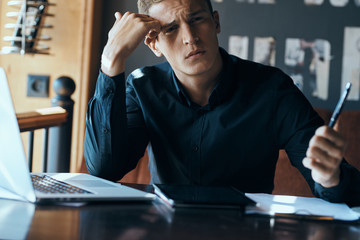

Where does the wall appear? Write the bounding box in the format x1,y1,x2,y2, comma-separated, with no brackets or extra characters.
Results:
100,0,360,110
214,0,360,110
0,0,101,172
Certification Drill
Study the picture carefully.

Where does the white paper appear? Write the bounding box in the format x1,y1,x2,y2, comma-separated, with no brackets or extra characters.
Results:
245,193,359,221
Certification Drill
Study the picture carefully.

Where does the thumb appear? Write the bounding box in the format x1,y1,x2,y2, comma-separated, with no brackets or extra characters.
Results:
334,118,341,132
111,12,122,29
114,12,122,25
114,12,122,20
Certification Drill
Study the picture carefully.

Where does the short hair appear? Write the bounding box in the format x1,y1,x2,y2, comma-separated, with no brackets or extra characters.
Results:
137,0,214,15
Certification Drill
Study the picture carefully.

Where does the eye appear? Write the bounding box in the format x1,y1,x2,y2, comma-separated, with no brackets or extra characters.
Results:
165,25,178,34
190,17,203,24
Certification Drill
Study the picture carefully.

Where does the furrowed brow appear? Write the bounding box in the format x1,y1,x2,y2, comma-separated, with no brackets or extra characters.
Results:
160,10,208,32
187,9,207,18
161,20,176,31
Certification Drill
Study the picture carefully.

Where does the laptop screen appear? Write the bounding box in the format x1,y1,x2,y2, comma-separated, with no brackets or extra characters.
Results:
0,68,36,202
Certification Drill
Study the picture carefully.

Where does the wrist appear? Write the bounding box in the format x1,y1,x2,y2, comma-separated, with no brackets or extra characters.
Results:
101,61,125,77
320,168,341,188
101,45,126,77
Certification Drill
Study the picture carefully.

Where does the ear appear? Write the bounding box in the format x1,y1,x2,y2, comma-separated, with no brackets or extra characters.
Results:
213,11,221,34
145,38,163,57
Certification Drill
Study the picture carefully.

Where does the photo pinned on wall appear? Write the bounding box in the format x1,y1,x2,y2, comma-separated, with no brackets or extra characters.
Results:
304,0,325,5
258,0,276,3
329,0,349,7
228,35,249,60
235,0,276,4
284,38,331,100
253,37,276,66
236,0,256,3
305,0,360,6
341,27,360,101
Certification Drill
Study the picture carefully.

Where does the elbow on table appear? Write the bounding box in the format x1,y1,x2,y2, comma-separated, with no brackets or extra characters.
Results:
84,148,119,182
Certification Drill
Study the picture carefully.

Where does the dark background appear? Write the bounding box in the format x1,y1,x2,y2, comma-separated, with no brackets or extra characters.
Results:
100,0,360,110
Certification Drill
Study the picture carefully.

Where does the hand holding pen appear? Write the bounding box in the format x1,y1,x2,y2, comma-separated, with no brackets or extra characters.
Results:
303,83,351,188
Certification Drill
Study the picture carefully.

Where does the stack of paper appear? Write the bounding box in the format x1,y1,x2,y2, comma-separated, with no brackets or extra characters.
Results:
245,193,359,221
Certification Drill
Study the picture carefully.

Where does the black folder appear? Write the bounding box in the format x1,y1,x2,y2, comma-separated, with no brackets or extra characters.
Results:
153,184,256,209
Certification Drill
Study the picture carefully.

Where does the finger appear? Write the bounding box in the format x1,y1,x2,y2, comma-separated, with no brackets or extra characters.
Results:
315,126,345,148
147,29,160,38
145,30,159,43
109,12,123,32
309,135,344,160
302,157,332,176
144,37,153,46
303,157,341,187
302,157,312,170
306,146,339,169
114,12,122,20
334,120,341,131
125,13,161,34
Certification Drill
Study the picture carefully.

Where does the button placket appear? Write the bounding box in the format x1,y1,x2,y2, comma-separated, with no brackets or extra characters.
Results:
190,111,206,184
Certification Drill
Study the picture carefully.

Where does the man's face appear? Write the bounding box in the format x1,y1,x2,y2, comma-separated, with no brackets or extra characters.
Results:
147,0,221,79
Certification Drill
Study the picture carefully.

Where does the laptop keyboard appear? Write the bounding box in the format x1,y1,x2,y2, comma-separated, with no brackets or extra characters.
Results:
31,175,92,194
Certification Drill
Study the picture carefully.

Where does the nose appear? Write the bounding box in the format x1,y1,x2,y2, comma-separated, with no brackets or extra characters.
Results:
182,24,199,45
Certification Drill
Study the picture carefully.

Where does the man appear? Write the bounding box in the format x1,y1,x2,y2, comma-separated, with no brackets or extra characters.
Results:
85,0,360,205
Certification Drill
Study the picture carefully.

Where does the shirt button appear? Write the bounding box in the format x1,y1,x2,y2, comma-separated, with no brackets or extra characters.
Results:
103,128,109,134
192,145,199,152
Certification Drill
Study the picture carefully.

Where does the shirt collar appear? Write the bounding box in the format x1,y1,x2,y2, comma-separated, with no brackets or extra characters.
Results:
171,47,234,109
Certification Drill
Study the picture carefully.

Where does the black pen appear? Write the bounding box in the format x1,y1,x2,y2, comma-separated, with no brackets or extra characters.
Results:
328,82,352,128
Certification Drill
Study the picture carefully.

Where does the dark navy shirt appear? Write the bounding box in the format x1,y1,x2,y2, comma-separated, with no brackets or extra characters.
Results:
85,48,360,204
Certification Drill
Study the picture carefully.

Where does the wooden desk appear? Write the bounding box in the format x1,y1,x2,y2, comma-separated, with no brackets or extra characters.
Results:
1,184,360,240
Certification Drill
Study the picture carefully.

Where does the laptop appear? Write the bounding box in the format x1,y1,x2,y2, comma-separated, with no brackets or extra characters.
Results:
0,67,155,203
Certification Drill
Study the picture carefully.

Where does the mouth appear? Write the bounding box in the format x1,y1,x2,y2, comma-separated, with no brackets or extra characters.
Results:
185,49,205,59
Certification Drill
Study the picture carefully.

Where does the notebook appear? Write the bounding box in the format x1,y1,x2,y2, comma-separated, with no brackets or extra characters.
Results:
153,184,256,209
0,67,155,203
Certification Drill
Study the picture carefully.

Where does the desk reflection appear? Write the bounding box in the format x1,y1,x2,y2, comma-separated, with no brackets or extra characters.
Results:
2,189,360,239
0,199,35,239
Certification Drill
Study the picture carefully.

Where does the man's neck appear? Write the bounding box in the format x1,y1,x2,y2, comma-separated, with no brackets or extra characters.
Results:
175,53,223,107
179,76,218,106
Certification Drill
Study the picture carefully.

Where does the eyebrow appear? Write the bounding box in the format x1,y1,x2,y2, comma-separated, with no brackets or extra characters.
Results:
161,20,176,31
160,9,208,31
187,9,207,18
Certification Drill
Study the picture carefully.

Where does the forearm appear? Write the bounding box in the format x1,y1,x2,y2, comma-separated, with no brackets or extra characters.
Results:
84,72,145,181
84,9,161,180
